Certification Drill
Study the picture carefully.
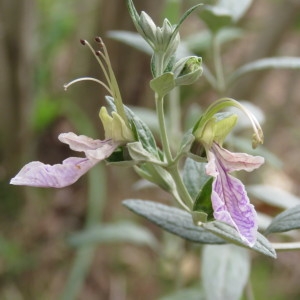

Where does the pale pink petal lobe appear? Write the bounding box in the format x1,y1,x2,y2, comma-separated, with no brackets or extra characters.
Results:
10,157,96,188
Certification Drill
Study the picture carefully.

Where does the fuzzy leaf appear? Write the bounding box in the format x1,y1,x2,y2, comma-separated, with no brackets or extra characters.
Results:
150,72,175,97
229,57,300,84
108,30,152,55
183,158,210,200
123,199,224,244
202,244,250,300
68,221,159,250
202,221,276,258
265,205,300,235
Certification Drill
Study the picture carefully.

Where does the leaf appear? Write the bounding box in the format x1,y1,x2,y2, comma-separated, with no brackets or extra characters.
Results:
178,130,195,155
229,57,300,84
202,244,250,300
127,141,162,164
183,158,210,200
265,205,300,235
68,221,159,250
150,72,175,97
107,30,152,55
123,199,225,244
193,177,214,221
184,28,243,55
202,221,276,258
105,96,160,159
247,185,300,209
160,288,205,300
199,0,252,32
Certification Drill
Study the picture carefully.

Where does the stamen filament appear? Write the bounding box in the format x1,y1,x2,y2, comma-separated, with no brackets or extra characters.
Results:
64,77,113,95
80,40,113,93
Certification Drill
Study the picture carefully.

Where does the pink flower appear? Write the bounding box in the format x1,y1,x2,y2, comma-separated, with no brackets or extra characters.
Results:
206,142,264,246
10,132,119,188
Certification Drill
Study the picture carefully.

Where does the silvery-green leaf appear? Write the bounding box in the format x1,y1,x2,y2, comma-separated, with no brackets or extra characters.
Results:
127,106,158,135
178,130,195,155
184,28,243,54
127,141,163,164
183,158,210,200
123,199,224,244
108,30,152,55
202,221,276,258
202,244,250,300
229,57,300,84
247,185,300,209
150,72,175,97
265,205,300,235
67,221,159,250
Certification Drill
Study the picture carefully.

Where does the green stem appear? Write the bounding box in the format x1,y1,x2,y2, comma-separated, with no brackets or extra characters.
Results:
272,242,300,251
212,34,226,94
155,93,193,211
169,165,194,211
156,93,173,163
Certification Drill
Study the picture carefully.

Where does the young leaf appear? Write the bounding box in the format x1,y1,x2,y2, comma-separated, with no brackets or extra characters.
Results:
202,221,277,258
229,57,300,84
150,72,175,97
199,0,252,32
247,185,300,209
183,158,210,200
127,142,163,164
68,221,159,250
265,205,300,235
123,199,225,244
202,244,250,300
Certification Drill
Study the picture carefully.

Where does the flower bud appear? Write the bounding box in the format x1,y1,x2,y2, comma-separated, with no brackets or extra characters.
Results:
173,56,203,86
194,113,238,148
99,107,134,143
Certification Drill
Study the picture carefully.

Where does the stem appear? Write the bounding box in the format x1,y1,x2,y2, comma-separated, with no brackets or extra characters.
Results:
169,165,194,211
155,93,173,163
272,242,300,251
167,87,181,149
155,93,193,211
212,34,226,94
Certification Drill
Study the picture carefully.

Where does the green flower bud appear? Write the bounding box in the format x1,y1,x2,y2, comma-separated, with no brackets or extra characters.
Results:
99,107,134,143
173,56,203,86
194,112,238,148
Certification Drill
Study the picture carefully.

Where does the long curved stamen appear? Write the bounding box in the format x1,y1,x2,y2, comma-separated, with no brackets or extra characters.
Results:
80,39,113,93
64,77,113,95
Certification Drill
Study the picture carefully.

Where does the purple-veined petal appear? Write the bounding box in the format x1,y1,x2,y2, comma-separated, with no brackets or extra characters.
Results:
211,143,264,173
10,157,97,188
205,143,261,246
211,172,258,246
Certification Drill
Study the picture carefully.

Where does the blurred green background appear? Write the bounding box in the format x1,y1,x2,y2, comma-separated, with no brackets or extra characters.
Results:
1,0,300,299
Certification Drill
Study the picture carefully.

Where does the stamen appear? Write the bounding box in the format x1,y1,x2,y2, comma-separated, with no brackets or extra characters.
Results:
64,77,113,95
80,39,86,45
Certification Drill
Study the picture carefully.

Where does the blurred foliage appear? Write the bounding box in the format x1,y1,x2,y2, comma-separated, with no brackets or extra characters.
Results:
1,0,300,299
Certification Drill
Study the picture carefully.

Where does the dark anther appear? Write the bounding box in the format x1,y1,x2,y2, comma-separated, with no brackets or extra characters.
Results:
80,39,86,45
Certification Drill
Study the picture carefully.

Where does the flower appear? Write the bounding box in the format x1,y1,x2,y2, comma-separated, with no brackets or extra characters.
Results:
10,132,119,188
206,142,264,246
193,99,265,246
